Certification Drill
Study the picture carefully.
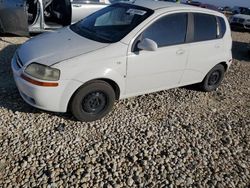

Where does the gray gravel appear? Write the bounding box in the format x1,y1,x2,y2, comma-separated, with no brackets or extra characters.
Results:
0,31,250,187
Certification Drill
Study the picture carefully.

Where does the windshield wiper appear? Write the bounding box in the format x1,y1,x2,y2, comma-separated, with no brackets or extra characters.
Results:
78,25,96,35
95,32,113,43
75,24,113,43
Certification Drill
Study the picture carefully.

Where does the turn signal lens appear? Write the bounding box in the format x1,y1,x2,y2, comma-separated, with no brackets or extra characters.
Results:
21,74,59,87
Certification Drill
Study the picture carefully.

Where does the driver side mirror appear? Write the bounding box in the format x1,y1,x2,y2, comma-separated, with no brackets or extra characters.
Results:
137,38,158,51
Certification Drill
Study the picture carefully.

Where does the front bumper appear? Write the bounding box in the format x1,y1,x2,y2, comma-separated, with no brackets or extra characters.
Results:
230,22,250,30
11,56,82,113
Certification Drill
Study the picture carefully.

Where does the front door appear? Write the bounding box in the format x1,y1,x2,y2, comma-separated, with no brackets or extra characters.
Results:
0,0,29,36
126,13,189,96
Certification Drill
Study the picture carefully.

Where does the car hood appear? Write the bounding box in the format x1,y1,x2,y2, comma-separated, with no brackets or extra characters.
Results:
232,14,250,20
18,27,109,67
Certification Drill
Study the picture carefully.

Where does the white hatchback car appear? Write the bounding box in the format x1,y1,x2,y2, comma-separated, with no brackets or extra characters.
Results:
12,0,232,121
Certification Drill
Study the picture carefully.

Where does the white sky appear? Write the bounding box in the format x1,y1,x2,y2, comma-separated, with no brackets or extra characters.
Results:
181,0,250,7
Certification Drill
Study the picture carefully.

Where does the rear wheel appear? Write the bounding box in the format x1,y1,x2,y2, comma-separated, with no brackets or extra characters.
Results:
70,81,115,122
199,64,225,92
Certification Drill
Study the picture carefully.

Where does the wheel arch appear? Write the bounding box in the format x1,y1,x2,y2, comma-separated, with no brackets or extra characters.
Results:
199,62,227,92
219,61,228,72
96,78,120,100
67,78,121,112
200,61,228,85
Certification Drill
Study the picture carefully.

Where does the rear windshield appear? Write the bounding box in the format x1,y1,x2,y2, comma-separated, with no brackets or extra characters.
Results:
70,3,154,43
241,8,250,15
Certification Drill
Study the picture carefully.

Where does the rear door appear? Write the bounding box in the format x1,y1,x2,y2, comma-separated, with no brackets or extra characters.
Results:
181,13,226,85
0,0,29,36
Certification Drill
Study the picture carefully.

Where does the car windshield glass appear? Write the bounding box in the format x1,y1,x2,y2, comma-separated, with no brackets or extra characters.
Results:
241,8,250,15
70,3,154,43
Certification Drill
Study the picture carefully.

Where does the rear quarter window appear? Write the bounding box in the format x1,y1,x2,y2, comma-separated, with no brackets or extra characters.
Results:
218,16,226,38
193,13,217,42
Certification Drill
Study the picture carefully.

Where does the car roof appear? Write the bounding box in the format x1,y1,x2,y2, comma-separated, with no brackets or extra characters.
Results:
123,0,221,14
120,0,224,18
127,0,194,10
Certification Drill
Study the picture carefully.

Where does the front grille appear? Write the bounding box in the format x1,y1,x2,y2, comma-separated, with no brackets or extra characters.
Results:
232,18,237,22
20,92,36,105
16,53,23,68
233,18,245,23
238,18,245,23
231,23,244,27
245,24,250,29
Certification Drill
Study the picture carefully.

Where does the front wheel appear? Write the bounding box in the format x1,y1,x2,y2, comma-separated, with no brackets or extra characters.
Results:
199,64,225,92
70,81,115,122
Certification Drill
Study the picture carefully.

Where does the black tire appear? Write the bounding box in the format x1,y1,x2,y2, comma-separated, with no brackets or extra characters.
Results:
70,81,115,122
199,64,225,92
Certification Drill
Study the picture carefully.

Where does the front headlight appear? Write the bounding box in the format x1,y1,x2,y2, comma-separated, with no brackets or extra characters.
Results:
24,63,60,81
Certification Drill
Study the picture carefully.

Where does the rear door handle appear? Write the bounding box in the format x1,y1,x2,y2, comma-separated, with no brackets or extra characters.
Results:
72,4,82,7
176,49,185,55
215,44,221,48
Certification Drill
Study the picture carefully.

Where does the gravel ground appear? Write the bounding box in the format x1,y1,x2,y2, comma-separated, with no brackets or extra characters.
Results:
0,31,249,188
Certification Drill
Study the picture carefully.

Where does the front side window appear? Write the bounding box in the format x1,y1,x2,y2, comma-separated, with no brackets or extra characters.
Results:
141,13,188,47
193,13,217,42
70,3,154,43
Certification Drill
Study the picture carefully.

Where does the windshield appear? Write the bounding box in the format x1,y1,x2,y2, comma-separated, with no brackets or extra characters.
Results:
241,8,250,15
70,3,154,43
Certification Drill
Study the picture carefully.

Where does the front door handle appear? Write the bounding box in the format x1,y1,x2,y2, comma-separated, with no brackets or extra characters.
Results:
176,49,185,55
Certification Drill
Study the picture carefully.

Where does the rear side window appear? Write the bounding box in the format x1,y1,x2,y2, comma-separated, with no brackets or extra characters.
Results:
142,13,188,47
193,13,217,42
218,16,226,38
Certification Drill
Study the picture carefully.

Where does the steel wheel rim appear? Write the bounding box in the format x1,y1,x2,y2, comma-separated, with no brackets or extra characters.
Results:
82,91,107,114
208,71,221,86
